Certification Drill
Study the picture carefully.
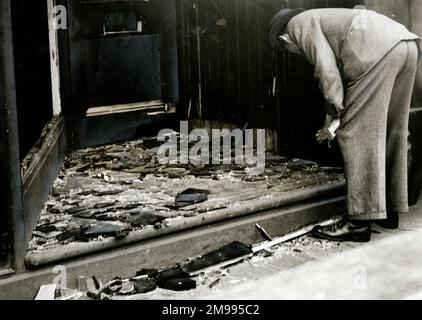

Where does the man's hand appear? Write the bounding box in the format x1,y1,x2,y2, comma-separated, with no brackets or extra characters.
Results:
316,116,341,147
316,128,331,144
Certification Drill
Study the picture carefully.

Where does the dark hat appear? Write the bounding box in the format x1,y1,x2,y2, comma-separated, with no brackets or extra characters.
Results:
269,8,306,52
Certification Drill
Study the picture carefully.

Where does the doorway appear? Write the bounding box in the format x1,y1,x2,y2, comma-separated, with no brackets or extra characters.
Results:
11,0,54,160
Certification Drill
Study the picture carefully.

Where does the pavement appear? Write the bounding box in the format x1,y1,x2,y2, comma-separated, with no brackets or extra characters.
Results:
118,196,422,300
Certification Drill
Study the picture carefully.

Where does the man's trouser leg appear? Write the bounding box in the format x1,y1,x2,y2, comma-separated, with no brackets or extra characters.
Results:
336,41,419,221
386,41,419,213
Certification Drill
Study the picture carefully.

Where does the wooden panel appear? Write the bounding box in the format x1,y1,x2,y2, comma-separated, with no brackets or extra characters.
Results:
177,0,362,163
365,0,422,201
67,0,179,149
82,110,177,148
409,0,422,199
85,35,162,107
409,109,422,205
411,0,422,32
21,117,66,246
410,0,422,109
365,0,410,27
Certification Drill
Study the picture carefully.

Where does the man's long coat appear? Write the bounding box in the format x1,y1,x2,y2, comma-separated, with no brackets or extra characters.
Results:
287,8,421,118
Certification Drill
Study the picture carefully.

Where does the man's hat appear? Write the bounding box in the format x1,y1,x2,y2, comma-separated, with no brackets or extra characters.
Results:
269,8,306,52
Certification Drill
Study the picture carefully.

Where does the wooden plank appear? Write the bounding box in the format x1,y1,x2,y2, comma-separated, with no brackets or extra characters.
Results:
82,111,177,148
252,216,342,252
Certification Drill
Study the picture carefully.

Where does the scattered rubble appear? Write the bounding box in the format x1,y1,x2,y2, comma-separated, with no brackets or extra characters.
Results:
37,241,251,300
175,188,209,208
37,230,346,300
180,242,253,275
80,222,130,240
133,276,157,294
27,137,344,255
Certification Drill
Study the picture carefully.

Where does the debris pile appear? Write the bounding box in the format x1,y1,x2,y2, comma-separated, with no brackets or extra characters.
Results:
27,137,344,253
36,241,253,300
35,219,345,300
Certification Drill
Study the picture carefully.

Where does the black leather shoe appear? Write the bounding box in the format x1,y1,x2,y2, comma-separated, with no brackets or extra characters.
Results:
373,212,399,230
312,220,371,243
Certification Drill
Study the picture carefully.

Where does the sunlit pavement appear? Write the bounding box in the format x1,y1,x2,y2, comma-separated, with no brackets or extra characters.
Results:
202,199,422,300
120,197,422,300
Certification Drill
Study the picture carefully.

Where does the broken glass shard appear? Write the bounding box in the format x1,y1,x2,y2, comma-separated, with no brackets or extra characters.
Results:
175,188,209,207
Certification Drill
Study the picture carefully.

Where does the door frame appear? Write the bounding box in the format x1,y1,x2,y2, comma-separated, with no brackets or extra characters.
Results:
0,0,69,273
0,0,26,273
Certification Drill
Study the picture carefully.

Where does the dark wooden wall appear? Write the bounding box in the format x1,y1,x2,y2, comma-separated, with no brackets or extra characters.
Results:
364,0,422,204
410,0,422,109
364,0,421,108
65,0,179,149
365,0,411,27
177,0,363,162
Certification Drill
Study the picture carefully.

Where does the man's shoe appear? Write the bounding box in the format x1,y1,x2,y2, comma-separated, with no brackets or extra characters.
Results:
312,220,371,243
373,212,399,230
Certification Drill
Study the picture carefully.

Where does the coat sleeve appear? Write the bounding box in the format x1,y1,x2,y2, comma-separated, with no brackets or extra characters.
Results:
287,15,345,118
